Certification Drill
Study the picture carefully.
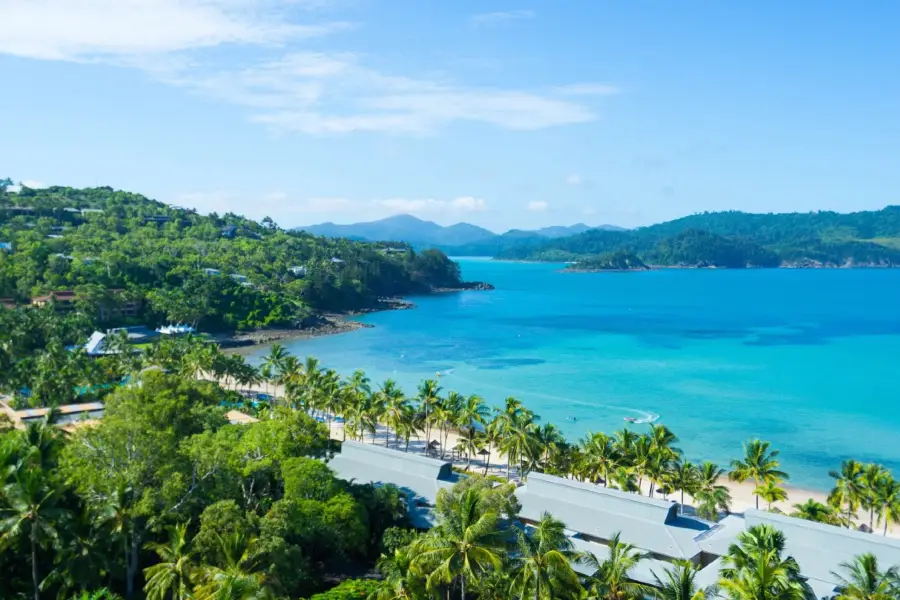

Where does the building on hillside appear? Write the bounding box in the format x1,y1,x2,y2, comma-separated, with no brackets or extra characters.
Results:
327,443,900,597
143,215,171,224
31,290,78,311
230,273,248,283
330,441,462,528
0,242,11,251
0,298,17,309
203,268,222,276
330,257,344,264
288,265,307,277
80,208,104,215
221,225,237,238
0,400,105,431
83,331,114,356
52,253,75,261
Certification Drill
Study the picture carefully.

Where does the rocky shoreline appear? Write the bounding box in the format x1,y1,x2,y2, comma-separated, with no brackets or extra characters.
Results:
219,284,491,351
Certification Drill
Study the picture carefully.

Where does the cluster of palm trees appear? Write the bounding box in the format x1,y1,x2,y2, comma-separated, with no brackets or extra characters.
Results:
194,341,900,533
142,526,269,600
103,337,900,534
368,482,900,600
828,460,900,534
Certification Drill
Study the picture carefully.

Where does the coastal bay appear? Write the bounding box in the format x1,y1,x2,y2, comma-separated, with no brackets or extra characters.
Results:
247,258,900,491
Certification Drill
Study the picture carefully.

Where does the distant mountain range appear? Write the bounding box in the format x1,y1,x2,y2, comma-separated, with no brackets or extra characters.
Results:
295,215,625,248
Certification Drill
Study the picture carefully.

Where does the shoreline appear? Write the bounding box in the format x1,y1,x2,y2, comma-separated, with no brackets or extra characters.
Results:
219,283,493,352
212,373,892,534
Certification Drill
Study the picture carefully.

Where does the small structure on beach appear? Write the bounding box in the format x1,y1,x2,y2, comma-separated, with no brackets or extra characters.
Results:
226,410,259,425
156,324,196,336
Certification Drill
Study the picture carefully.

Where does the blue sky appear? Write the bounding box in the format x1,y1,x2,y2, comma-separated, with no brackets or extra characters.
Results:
1,0,898,231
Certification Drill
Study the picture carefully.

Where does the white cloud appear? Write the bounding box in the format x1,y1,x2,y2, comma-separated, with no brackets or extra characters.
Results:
0,0,349,61
378,196,486,214
169,52,601,134
527,200,548,212
0,1,616,136
471,10,535,27
171,191,485,223
555,83,620,96
565,174,582,185
8,179,48,192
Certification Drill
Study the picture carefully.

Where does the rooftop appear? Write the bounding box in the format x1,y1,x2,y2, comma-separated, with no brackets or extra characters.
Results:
516,473,711,560
226,410,259,425
330,441,461,528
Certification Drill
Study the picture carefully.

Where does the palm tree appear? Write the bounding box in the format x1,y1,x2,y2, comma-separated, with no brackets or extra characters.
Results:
754,480,788,511
417,379,442,452
652,561,717,600
380,380,409,448
581,432,619,487
481,419,502,476
192,532,268,600
729,440,788,510
874,476,900,536
791,499,839,525
144,522,194,600
412,488,507,600
670,461,700,512
370,545,425,600
582,532,652,600
509,512,583,600
859,464,889,532
456,394,490,465
695,461,732,521
430,400,455,459
261,343,288,385
830,459,865,528
832,553,900,600
718,524,811,600
0,468,69,600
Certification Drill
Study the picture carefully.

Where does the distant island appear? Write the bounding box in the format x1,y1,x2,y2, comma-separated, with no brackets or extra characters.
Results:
483,207,900,269
564,250,650,272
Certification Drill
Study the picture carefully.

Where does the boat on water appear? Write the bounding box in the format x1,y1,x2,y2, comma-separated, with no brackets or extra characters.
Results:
623,417,637,423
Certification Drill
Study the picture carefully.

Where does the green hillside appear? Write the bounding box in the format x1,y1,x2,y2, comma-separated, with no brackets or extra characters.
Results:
0,181,467,331
498,207,900,267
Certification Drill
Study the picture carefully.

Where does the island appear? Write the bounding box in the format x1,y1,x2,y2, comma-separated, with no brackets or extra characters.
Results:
564,250,650,272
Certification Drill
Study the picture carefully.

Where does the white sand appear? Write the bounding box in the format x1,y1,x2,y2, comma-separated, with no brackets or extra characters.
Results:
210,377,897,537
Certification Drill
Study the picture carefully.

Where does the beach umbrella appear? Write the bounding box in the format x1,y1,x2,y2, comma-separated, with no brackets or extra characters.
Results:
477,448,490,456
428,440,440,448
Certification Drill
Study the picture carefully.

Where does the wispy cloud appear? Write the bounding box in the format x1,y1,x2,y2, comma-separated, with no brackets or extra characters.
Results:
166,52,606,134
527,200,548,212
0,0,349,61
565,174,582,185
471,9,535,28
555,83,621,96
0,1,616,136
8,180,47,192
172,191,486,223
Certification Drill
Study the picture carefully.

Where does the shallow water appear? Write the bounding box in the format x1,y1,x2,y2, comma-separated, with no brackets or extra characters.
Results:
247,259,900,489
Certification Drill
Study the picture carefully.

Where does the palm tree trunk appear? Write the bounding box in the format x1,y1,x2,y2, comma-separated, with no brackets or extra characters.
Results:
461,576,465,600
31,528,39,600
507,454,511,480
484,449,491,475
884,512,889,536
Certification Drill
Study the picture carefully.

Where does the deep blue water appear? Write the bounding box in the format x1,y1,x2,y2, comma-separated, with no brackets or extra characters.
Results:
247,260,900,489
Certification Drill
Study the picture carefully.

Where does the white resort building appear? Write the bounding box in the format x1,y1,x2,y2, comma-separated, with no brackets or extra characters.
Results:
329,441,900,599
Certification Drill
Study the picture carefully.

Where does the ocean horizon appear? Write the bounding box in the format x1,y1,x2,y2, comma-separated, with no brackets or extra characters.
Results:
247,259,900,490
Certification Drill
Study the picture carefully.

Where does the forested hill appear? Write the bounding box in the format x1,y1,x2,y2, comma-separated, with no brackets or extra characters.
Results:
0,181,468,331
496,206,900,267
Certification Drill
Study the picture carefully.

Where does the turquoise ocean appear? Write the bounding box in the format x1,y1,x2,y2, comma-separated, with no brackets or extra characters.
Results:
247,259,900,490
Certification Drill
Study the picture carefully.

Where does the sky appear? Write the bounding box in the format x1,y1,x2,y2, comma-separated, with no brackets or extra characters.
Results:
1,0,899,232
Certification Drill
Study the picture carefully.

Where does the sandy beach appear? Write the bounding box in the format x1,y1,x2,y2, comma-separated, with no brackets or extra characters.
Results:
209,375,899,536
